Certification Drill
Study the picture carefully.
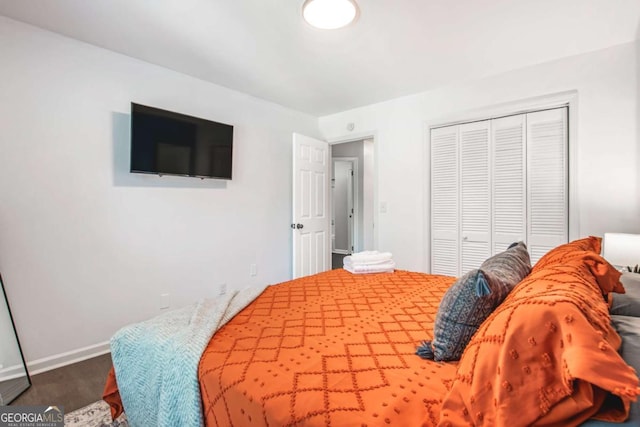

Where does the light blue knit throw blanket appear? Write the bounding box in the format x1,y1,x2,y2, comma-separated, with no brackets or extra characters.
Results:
110,286,267,427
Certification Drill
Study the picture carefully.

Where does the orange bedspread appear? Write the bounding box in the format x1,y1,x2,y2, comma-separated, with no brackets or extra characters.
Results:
198,269,457,426
439,260,640,426
104,263,639,426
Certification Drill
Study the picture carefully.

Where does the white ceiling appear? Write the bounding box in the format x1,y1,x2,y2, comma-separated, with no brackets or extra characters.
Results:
1,0,639,116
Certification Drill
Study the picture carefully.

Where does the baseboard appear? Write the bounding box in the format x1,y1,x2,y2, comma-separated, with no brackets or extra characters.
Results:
0,364,28,382
26,341,111,376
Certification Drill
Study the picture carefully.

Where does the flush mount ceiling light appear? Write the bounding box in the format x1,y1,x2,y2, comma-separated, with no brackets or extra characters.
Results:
302,0,359,30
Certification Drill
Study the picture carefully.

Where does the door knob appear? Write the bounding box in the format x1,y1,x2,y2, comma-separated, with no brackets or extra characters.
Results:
296,223,304,229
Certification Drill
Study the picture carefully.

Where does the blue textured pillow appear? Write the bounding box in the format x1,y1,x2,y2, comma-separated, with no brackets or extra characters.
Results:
610,273,640,317
417,242,531,361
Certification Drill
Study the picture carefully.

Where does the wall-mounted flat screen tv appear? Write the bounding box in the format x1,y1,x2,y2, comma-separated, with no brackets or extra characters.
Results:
130,103,233,179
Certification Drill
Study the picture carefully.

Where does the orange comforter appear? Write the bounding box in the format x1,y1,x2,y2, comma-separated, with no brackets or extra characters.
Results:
439,260,639,426
104,265,638,426
198,269,457,426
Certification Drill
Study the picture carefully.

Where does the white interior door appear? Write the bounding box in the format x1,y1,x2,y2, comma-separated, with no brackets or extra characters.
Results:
430,125,460,276
346,165,354,253
526,107,568,263
332,159,355,254
460,120,491,272
292,133,330,279
491,114,526,254
430,107,568,274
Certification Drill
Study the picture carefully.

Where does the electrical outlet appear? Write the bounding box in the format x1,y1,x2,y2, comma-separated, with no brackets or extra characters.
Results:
218,283,227,296
159,293,170,310
250,264,257,276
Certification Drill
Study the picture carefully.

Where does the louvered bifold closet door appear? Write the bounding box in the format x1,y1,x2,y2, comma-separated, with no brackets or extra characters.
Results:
431,125,459,276
491,114,526,255
526,108,568,264
460,121,491,272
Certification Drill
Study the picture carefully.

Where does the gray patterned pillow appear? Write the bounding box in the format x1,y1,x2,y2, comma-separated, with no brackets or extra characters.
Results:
417,242,531,361
610,273,640,317
481,241,532,292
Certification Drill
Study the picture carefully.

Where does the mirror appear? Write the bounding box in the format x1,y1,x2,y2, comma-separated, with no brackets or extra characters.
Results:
0,273,30,404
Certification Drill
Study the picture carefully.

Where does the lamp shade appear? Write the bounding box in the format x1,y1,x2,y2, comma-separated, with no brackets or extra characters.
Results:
302,0,359,29
603,233,640,268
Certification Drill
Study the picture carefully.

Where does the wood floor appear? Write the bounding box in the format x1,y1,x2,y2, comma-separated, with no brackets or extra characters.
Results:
10,353,113,413
332,252,347,269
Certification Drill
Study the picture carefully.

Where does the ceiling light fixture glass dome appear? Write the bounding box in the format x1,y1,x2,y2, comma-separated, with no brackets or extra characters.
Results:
302,0,359,30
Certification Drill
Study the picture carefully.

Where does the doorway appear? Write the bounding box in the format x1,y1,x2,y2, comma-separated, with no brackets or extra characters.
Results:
330,139,374,269
332,158,357,255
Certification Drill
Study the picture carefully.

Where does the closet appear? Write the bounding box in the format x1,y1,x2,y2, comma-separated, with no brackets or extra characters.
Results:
430,107,568,276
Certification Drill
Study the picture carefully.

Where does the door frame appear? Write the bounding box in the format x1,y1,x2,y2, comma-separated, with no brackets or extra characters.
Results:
331,157,359,254
327,132,377,253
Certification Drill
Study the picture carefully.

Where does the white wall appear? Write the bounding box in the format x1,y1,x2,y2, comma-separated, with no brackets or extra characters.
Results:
2,16,638,368
319,41,640,271
0,17,320,365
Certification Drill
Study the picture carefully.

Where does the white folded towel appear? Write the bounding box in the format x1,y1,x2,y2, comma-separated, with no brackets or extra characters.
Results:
348,251,393,265
343,257,395,274
343,256,393,267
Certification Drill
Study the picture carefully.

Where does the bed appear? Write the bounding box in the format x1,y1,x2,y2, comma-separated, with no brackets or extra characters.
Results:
103,238,640,426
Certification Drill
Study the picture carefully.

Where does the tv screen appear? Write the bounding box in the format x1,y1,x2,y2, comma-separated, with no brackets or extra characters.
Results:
130,103,233,179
